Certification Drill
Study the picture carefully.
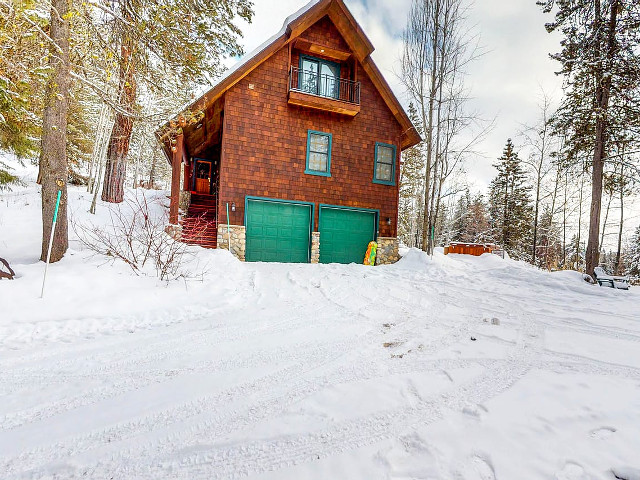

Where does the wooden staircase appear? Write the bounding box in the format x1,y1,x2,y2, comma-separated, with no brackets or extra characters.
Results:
181,193,218,248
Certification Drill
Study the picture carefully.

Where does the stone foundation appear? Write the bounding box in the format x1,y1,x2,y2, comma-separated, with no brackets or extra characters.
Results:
179,190,191,213
311,232,320,263
217,224,246,261
376,237,399,265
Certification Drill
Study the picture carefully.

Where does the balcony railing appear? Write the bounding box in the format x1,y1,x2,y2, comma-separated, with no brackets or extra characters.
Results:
289,66,360,105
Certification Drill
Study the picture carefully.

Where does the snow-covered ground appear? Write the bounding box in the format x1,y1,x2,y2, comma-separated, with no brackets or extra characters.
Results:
1,160,640,480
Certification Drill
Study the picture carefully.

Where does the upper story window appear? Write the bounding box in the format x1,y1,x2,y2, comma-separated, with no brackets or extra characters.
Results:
299,55,341,100
305,130,332,177
373,142,396,185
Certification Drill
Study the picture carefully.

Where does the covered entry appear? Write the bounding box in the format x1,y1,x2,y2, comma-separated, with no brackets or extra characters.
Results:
245,197,313,263
319,205,377,264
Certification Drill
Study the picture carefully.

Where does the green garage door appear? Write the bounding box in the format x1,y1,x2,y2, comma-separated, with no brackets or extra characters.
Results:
245,198,312,263
319,206,377,264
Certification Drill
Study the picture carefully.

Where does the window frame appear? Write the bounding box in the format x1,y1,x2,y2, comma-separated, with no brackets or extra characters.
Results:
305,130,333,177
373,142,397,185
298,55,341,99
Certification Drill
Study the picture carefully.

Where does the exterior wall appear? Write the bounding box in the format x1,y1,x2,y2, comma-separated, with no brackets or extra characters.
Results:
217,224,246,261
311,231,320,264
219,17,402,240
376,237,399,265
290,17,354,83
179,191,191,213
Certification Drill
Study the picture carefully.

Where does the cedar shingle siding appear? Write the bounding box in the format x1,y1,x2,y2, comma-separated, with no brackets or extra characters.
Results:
220,17,402,238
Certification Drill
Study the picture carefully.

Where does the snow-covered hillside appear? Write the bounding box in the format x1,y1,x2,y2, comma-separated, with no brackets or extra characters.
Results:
1,161,639,480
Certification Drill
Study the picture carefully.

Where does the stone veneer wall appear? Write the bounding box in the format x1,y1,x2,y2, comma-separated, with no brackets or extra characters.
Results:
179,190,191,214
210,228,397,265
376,237,399,265
311,232,320,264
217,224,246,261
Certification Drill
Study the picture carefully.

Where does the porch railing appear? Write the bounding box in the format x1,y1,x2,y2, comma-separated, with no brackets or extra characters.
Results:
289,66,360,105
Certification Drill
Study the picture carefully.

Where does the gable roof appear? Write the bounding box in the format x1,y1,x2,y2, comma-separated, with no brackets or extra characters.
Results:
158,0,421,151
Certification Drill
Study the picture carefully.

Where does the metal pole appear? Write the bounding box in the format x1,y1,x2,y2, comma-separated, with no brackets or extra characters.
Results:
41,189,62,298
226,202,231,253
430,225,435,260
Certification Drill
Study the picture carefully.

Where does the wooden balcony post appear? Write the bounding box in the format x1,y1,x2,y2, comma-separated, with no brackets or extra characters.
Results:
169,131,184,225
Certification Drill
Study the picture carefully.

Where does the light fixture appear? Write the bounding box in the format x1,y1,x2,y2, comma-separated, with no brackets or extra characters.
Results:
386,217,391,225
320,49,325,53
231,202,236,212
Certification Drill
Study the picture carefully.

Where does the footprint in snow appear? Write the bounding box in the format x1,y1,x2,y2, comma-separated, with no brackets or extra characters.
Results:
455,454,496,480
590,426,617,439
462,403,488,420
556,461,586,480
612,466,640,480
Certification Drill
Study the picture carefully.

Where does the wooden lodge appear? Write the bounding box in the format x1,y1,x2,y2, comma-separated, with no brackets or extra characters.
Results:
157,0,421,264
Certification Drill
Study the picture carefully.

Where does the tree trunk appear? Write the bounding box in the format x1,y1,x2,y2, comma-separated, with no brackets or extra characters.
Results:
600,189,613,248
576,167,585,269
562,171,567,268
615,163,624,274
89,153,105,215
420,0,441,254
39,0,71,263
88,104,110,193
102,24,137,203
585,0,618,277
532,169,541,266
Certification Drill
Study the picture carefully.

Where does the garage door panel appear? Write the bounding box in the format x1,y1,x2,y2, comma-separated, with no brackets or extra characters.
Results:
319,207,376,264
246,199,312,263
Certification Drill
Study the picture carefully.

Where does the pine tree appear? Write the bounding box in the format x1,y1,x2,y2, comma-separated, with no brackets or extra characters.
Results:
566,233,585,271
39,0,72,263
76,0,254,203
535,206,562,270
449,192,491,244
538,0,640,276
1,1,94,188
398,102,425,247
0,0,48,191
450,190,471,242
468,194,491,243
627,225,640,277
489,139,533,260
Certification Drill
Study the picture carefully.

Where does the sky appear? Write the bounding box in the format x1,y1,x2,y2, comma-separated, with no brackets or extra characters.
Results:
230,0,564,191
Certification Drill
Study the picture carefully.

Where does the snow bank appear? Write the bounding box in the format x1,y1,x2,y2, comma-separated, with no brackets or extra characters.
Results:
1,157,640,480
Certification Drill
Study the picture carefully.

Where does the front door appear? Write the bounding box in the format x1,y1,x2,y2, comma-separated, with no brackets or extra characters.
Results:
195,160,211,194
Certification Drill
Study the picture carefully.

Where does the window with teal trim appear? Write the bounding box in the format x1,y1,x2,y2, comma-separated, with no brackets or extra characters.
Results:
299,55,341,99
373,142,396,185
305,130,332,177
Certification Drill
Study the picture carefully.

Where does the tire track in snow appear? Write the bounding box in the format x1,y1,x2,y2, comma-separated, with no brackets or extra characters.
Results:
0,316,348,430
113,314,544,479
3,278,455,478
1,288,362,427
0,335,358,476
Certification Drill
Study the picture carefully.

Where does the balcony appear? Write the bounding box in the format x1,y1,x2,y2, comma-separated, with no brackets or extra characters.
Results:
288,66,361,116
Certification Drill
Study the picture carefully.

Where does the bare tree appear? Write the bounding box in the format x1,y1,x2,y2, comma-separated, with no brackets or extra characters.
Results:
519,91,558,265
401,0,481,253
539,0,640,276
